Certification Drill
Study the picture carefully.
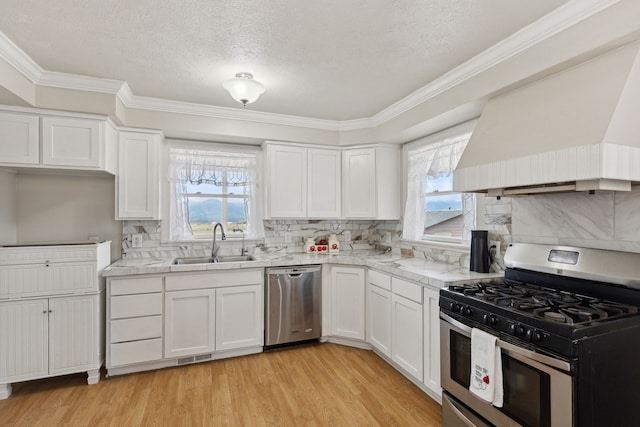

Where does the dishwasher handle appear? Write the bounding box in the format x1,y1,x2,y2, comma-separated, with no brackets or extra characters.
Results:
267,265,322,275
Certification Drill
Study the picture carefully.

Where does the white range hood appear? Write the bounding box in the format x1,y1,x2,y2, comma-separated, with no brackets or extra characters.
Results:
454,40,640,196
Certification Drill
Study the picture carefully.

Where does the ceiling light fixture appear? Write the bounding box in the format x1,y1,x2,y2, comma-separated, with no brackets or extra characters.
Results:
223,72,265,107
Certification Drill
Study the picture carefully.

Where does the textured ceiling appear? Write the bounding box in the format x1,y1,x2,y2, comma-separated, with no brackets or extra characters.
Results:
0,0,568,120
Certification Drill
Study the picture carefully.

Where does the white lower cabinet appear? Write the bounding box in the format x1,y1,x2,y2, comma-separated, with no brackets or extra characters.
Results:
106,268,264,376
0,294,102,398
423,286,441,398
164,288,216,358
0,242,109,400
391,293,424,382
367,281,392,357
331,266,366,340
107,276,164,369
216,285,263,351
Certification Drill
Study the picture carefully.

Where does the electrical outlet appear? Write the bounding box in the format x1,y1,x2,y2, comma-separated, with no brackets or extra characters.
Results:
284,232,292,243
132,234,143,248
490,240,501,258
344,230,351,242
384,232,392,243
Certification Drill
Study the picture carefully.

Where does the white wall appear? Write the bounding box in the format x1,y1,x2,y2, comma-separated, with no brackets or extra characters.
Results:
0,170,17,244
15,173,121,260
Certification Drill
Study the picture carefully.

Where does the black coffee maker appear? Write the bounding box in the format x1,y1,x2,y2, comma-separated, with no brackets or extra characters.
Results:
469,230,490,273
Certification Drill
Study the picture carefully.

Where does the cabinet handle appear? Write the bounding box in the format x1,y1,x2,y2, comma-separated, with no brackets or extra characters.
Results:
42,310,47,314
48,310,52,313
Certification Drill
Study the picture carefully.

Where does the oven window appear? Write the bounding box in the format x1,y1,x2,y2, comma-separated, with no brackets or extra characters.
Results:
450,331,471,388
502,356,551,427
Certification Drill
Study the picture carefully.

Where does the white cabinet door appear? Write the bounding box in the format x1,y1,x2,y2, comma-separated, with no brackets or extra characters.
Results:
367,282,391,357
423,287,441,397
117,131,161,219
0,112,39,165
265,144,307,218
391,293,423,381
215,284,263,351
41,117,102,168
0,299,49,382
164,289,216,358
307,148,341,218
49,295,99,374
342,148,376,218
331,266,365,340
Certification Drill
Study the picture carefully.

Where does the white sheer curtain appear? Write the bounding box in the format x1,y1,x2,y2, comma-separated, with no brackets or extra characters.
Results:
168,147,264,239
402,124,474,241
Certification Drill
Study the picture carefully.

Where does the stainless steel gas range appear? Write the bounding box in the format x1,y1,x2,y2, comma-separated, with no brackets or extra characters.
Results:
439,243,640,427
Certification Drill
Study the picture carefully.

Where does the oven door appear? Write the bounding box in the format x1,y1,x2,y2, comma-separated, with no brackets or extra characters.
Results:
440,313,573,427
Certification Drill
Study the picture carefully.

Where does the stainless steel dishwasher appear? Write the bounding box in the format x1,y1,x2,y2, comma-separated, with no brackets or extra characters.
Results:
265,265,322,347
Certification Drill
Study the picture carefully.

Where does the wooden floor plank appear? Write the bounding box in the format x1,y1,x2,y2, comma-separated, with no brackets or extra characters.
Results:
0,343,442,426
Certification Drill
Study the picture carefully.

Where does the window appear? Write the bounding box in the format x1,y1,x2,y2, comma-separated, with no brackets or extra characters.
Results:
168,145,264,240
402,121,475,242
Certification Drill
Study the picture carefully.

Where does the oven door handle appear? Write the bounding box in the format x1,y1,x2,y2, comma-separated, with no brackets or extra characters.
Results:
440,312,571,372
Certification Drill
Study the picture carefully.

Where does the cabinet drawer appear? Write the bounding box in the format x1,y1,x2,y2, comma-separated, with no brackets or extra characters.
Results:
110,293,162,319
368,270,391,290
0,262,97,298
392,278,423,303
109,276,163,295
110,315,162,343
165,269,262,291
110,338,163,367
0,246,97,265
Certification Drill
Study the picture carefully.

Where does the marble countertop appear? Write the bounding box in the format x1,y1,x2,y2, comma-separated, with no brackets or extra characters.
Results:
104,250,503,288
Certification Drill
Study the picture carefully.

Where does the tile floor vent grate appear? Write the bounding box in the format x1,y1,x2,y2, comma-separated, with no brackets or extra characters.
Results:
195,353,212,361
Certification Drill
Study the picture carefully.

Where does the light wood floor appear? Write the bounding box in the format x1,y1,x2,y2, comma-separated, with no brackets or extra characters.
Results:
0,343,442,426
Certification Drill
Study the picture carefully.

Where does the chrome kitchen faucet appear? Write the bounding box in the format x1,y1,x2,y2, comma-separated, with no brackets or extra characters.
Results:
212,222,226,260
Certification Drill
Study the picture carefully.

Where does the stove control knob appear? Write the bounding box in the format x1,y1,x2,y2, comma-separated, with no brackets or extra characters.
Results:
449,302,458,312
510,323,524,336
458,305,472,316
482,314,497,325
524,328,542,342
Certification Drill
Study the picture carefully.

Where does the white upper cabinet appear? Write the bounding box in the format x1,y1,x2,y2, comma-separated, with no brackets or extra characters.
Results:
342,146,400,219
0,109,116,173
265,144,307,218
116,131,161,220
0,112,39,165
307,148,341,218
41,117,102,168
265,143,342,219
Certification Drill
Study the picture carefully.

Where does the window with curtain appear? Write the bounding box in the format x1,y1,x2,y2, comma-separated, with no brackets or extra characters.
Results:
403,121,476,242
168,146,264,240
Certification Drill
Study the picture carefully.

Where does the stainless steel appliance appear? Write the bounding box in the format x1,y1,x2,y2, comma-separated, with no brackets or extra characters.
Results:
265,265,322,347
440,243,640,427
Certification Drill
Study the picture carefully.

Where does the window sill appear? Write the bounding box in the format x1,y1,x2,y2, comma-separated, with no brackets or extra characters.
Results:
400,238,471,253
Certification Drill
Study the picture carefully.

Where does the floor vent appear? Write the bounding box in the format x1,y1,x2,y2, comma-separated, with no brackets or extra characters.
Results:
177,356,195,365
177,354,213,365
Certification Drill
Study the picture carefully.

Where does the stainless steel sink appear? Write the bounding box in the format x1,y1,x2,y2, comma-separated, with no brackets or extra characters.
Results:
172,255,256,265
216,255,256,263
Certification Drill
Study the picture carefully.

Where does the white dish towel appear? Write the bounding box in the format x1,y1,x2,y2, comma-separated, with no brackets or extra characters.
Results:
469,328,504,407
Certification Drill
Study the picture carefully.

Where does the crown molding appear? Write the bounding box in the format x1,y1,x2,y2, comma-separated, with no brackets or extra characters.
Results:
0,0,621,132
0,31,43,82
39,70,125,94
120,94,342,131
370,0,622,127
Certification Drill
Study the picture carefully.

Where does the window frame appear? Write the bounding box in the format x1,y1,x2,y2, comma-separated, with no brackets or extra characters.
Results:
401,120,477,246
160,139,263,243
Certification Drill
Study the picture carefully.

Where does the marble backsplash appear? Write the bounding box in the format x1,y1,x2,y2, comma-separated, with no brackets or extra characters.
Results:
510,186,640,253
119,187,640,263
121,219,398,259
